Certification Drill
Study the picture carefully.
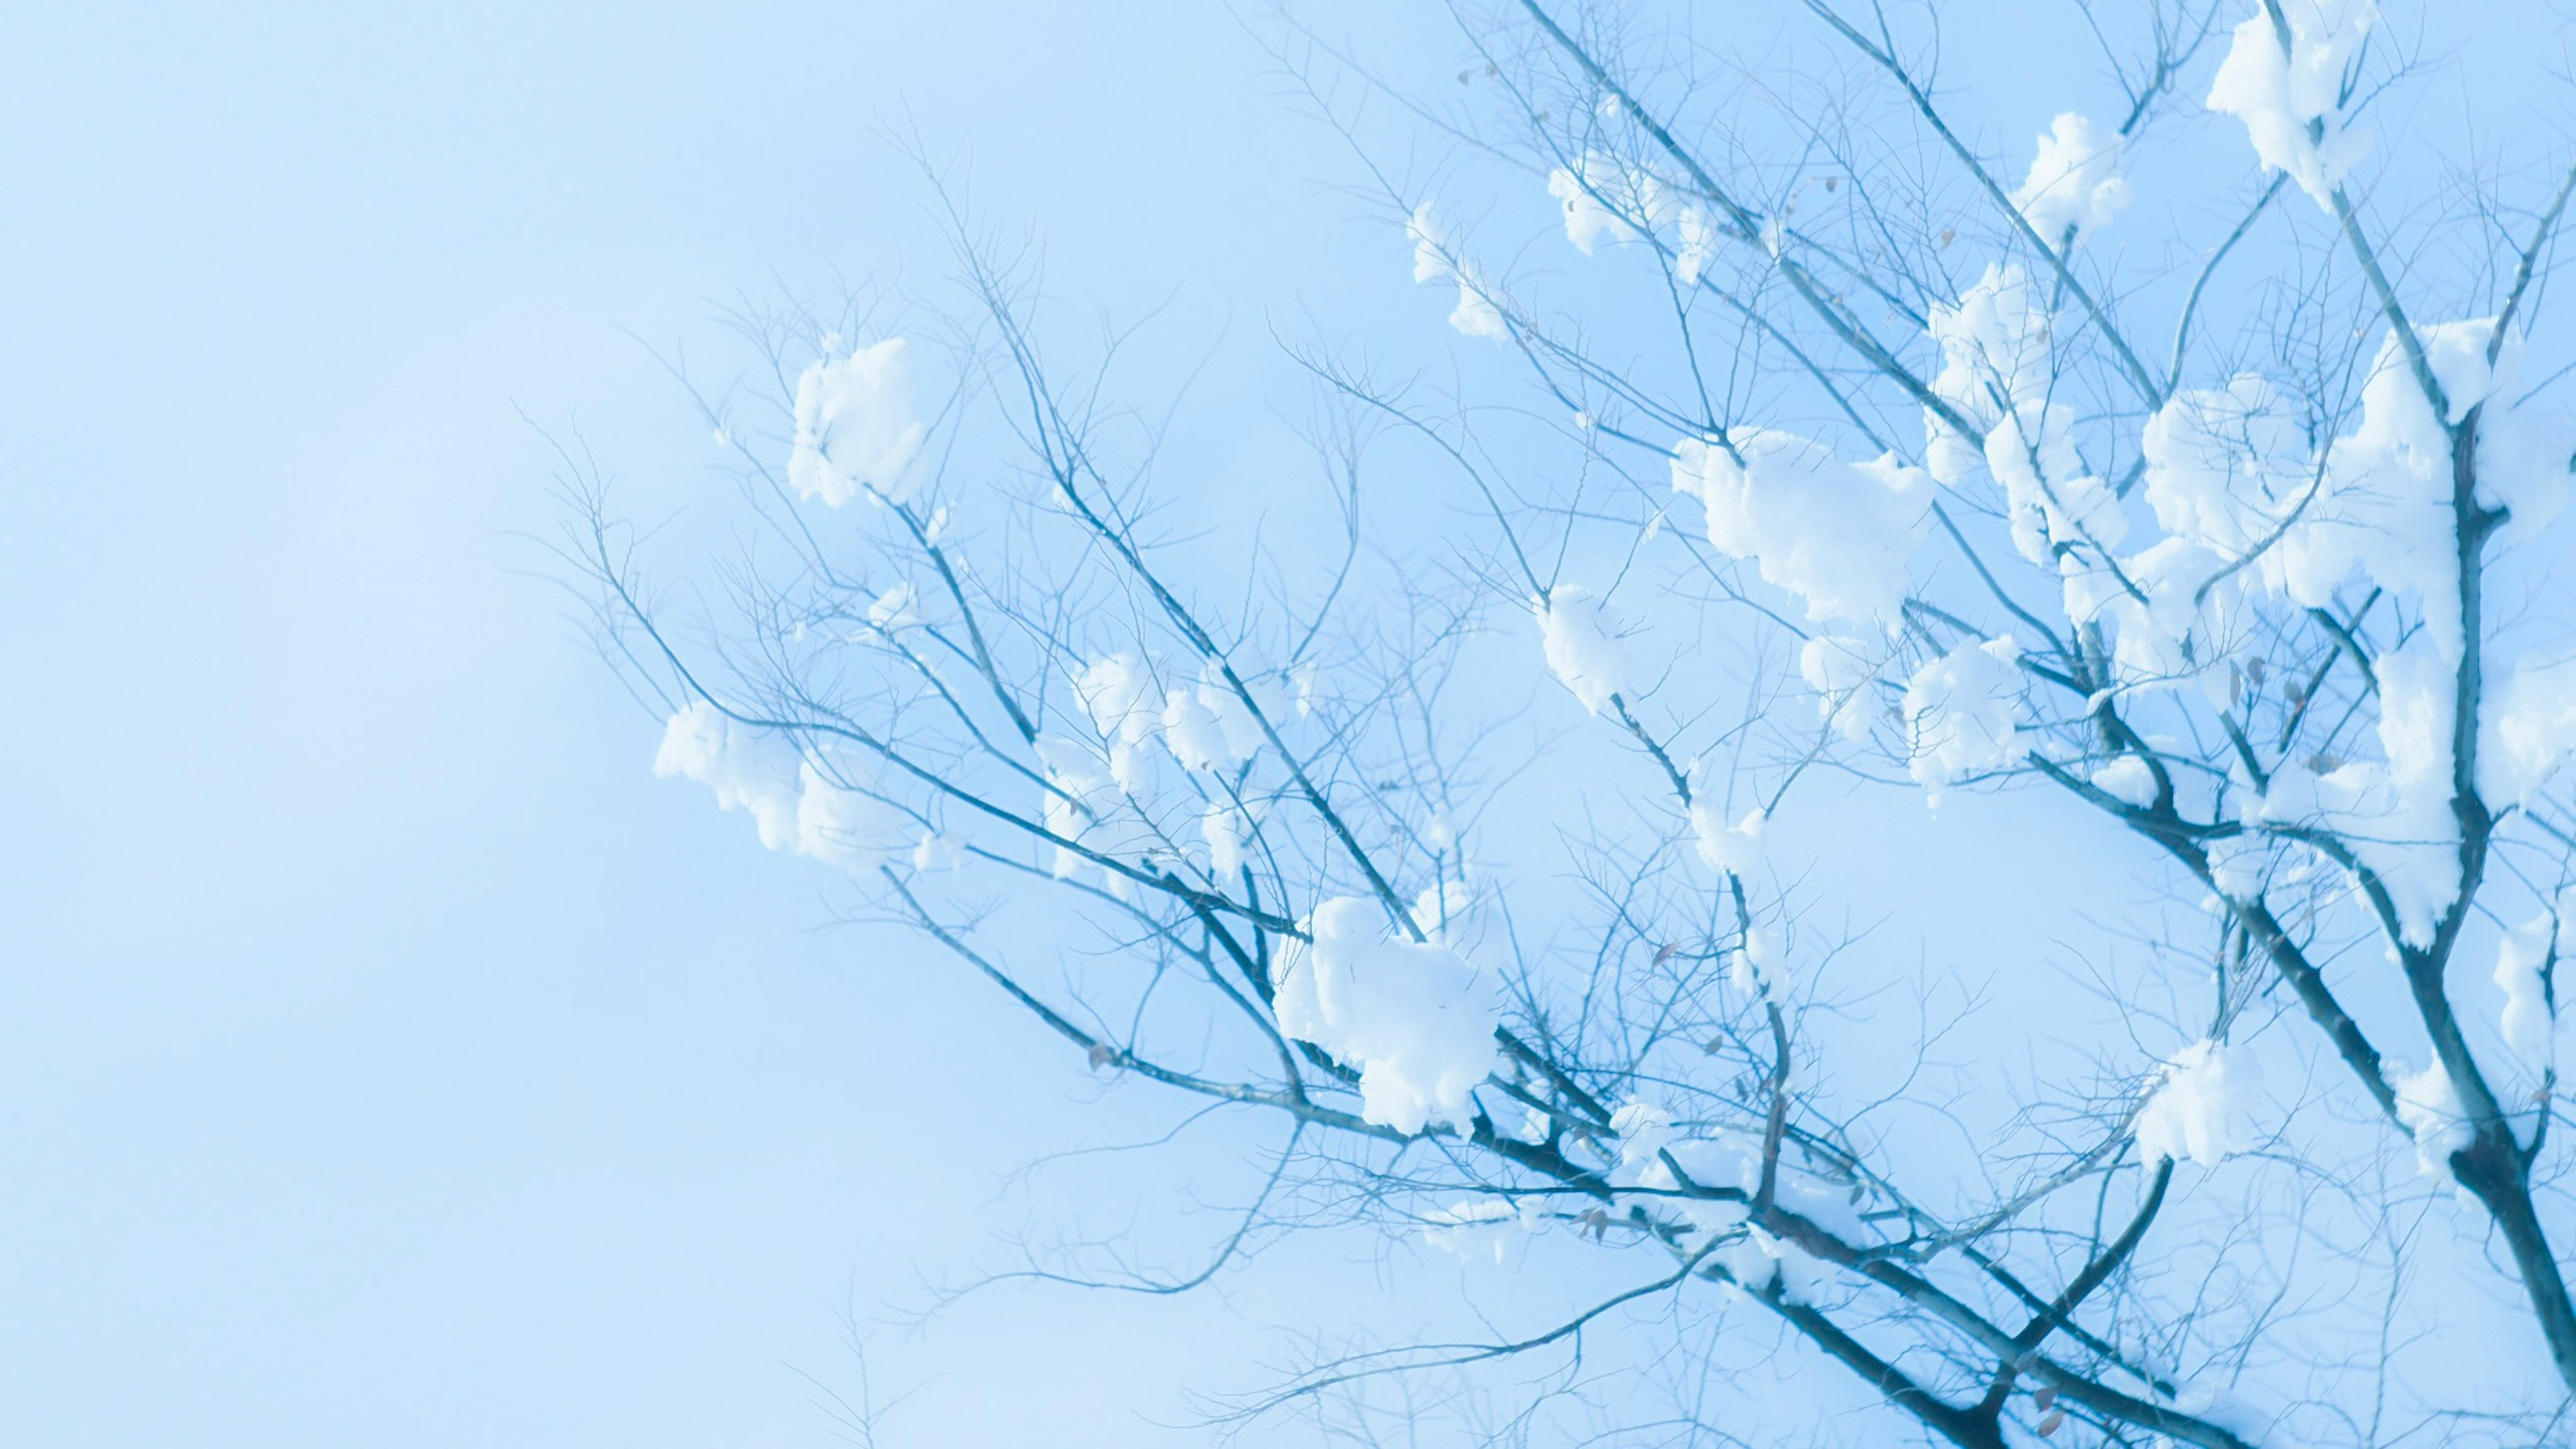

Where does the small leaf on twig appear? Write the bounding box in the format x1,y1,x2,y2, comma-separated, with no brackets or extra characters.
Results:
1653,941,1681,965
1087,1042,1114,1070
2038,1408,2064,1436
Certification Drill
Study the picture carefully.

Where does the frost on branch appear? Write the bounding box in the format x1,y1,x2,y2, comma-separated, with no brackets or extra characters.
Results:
1670,430,1927,627
1532,586,1633,715
2206,0,2378,207
1902,636,2027,790
2010,112,2129,239
788,338,928,506
2135,1039,2264,1167
1272,896,1501,1135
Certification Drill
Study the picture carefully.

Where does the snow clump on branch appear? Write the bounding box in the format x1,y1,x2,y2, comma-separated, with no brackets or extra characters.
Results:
2206,0,2379,207
2135,1039,2264,1167
2010,111,2129,239
788,338,928,506
1533,586,1633,715
653,701,904,869
1405,202,1510,341
1272,896,1502,1136
1670,430,1929,627
1902,636,2028,790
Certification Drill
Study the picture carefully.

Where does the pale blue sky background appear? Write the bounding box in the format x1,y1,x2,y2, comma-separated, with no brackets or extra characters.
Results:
5,2,2572,1446
0,4,1453,1444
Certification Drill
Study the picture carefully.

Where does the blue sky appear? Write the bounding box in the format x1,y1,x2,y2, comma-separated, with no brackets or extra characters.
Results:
0,3,1454,1444
8,1,2575,1444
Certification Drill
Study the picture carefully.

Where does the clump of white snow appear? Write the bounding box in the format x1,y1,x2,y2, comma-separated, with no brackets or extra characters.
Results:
1420,1197,1536,1263
1548,155,1640,255
1672,203,1719,286
2310,640,2461,947
1690,789,1766,879
655,702,902,869
2135,1039,2264,1167
1902,637,2027,789
866,582,922,631
1273,896,1503,1135
2091,755,2161,809
2206,0,2379,207
788,339,928,506
792,761,904,868
2393,1059,2475,1181
1670,430,1929,626
1071,653,1163,791
1202,801,1253,878
2010,112,2129,239
656,700,802,850
1799,635,1881,740
1609,1099,1676,1169
1534,587,1633,715
1924,265,2056,486
909,832,966,873
1405,202,1510,341
1034,735,1123,881
2494,907,2560,1076
2485,653,2576,805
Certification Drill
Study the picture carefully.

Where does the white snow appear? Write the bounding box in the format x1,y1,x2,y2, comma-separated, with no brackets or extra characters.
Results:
2010,112,2130,239
2206,0,2379,207
2091,755,2160,808
2495,906,2559,1075
788,339,928,506
791,761,904,868
1202,801,1252,878
1548,156,1639,255
1925,265,2055,487
1799,635,1880,740
654,702,901,869
1272,896,1503,1135
909,831,965,873
1690,789,1766,878
1672,203,1719,286
1034,735,1122,881
2312,640,2461,948
655,700,800,851
1411,879,1474,944
1071,653,1162,790
2135,1038,2264,1167
2141,376,2312,559
1405,201,1509,341
2392,1058,2475,1181
1420,1197,1535,1263
1670,430,1929,626
2485,653,2576,804
1610,1099,1676,1169
1534,586,1633,715
866,582,922,631
1902,636,2027,788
